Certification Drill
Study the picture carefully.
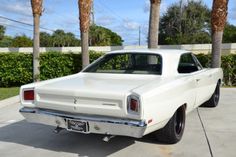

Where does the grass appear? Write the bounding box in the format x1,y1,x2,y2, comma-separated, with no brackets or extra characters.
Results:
0,87,20,101
222,86,236,88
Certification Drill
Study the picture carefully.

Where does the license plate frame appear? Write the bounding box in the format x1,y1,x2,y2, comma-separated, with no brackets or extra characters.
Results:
66,119,89,133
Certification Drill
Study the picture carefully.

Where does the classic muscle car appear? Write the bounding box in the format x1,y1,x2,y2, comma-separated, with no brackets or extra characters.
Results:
20,49,223,144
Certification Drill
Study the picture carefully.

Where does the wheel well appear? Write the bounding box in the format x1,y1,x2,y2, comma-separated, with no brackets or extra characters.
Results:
218,79,221,85
183,104,187,111
177,104,186,114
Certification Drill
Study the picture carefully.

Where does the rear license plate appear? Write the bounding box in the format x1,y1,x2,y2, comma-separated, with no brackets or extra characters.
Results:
67,119,89,133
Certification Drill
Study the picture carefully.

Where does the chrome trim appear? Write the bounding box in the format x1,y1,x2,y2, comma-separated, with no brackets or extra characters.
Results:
19,107,147,127
20,108,36,113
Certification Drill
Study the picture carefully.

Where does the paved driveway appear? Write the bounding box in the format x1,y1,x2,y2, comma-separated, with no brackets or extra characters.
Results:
0,88,235,157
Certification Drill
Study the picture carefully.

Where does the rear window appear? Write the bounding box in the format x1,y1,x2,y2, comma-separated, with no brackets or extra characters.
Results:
83,53,162,75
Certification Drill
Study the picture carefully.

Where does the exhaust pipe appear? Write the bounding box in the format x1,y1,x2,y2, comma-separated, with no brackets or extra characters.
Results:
103,135,115,142
53,126,64,134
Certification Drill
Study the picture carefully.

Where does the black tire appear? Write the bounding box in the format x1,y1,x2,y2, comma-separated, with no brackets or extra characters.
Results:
201,82,220,108
154,105,186,144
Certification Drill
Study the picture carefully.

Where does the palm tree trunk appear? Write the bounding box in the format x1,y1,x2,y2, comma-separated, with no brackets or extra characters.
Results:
81,32,89,67
211,0,228,68
148,0,161,49
31,0,43,82
211,31,223,68
78,0,92,69
33,14,40,82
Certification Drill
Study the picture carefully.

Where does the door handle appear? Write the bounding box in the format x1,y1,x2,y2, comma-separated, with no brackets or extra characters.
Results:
208,74,212,77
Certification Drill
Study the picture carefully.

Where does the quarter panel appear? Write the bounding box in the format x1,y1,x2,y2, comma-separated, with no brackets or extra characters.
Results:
134,76,197,131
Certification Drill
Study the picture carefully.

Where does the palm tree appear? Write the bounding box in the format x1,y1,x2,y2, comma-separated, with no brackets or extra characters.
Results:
211,0,229,68
31,0,43,82
148,0,161,49
78,0,92,69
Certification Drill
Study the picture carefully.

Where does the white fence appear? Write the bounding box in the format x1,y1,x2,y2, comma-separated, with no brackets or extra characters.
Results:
0,43,236,55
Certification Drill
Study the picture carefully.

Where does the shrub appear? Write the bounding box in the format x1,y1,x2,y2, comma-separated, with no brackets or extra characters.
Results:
221,54,236,86
196,54,236,86
195,53,211,67
40,51,103,81
0,52,235,87
0,53,33,87
40,52,77,81
0,51,103,87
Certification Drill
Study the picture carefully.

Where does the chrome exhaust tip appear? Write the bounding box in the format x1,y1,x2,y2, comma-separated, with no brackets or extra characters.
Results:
53,126,64,134
103,135,115,142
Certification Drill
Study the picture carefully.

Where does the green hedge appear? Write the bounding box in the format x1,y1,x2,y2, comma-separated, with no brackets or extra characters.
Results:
0,51,103,87
195,54,236,86
0,52,235,87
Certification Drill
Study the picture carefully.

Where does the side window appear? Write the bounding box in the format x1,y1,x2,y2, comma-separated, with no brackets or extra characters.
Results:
178,53,199,74
192,54,203,70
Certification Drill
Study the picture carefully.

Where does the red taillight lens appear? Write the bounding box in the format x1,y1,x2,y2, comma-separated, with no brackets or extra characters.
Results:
130,99,139,112
128,96,140,113
24,90,34,101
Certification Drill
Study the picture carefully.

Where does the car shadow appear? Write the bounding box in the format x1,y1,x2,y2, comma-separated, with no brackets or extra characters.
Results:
0,120,166,157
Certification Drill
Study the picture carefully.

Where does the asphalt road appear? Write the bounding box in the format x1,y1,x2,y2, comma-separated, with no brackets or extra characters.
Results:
0,88,235,157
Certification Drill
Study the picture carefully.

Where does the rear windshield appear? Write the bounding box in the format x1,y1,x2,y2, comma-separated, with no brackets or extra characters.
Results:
83,53,162,75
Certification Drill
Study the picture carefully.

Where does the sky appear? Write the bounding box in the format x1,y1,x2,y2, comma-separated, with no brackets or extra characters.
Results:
0,0,235,45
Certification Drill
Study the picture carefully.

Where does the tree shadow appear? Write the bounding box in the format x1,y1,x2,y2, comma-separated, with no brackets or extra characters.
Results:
0,120,166,157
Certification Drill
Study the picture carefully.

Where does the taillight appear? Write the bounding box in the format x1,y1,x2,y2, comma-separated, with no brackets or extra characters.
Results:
24,90,34,101
128,95,140,114
130,99,139,112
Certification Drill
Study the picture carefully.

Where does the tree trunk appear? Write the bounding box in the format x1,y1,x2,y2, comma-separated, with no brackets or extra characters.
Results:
211,31,223,68
79,0,92,69
33,14,40,82
211,0,228,68
148,0,161,49
81,32,90,68
31,0,43,82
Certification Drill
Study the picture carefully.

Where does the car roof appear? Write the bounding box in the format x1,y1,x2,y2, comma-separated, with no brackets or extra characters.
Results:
106,49,190,56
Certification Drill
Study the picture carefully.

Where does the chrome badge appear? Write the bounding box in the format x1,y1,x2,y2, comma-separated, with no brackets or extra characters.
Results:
73,98,78,104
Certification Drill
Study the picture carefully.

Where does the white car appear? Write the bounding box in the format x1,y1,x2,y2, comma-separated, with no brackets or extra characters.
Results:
20,49,223,144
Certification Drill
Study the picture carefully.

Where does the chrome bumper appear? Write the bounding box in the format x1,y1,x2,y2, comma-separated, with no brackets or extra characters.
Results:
19,107,147,138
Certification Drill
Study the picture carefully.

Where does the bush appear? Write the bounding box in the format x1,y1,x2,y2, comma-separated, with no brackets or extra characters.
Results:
195,53,211,67
40,51,102,81
0,52,235,87
221,55,236,86
40,52,78,81
0,53,33,87
0,51,103,87
196,54,236,86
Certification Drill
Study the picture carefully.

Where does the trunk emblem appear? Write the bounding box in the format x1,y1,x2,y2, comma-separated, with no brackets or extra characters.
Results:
74,98,78,104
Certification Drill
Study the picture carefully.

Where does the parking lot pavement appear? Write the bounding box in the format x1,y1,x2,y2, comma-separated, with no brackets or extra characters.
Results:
0,88,235,157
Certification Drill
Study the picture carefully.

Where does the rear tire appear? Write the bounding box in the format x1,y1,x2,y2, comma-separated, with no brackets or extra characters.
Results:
201,82,220,108
154,105,186,144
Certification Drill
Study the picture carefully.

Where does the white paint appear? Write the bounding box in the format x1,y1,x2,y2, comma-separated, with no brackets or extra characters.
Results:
20,49,223,138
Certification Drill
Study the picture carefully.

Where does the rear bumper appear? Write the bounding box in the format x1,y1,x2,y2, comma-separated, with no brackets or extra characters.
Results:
19,107,147,138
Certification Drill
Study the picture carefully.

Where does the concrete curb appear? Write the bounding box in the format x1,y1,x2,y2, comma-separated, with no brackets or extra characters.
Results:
0,95,20,109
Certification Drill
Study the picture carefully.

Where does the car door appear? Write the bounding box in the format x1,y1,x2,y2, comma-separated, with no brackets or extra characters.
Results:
191,54,214,107
178,53,212,108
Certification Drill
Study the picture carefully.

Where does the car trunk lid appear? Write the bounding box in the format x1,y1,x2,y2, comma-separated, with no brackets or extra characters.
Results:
35,73,159,119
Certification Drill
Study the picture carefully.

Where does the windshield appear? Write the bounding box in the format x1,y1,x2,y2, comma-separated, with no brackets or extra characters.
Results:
83,53,162,75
